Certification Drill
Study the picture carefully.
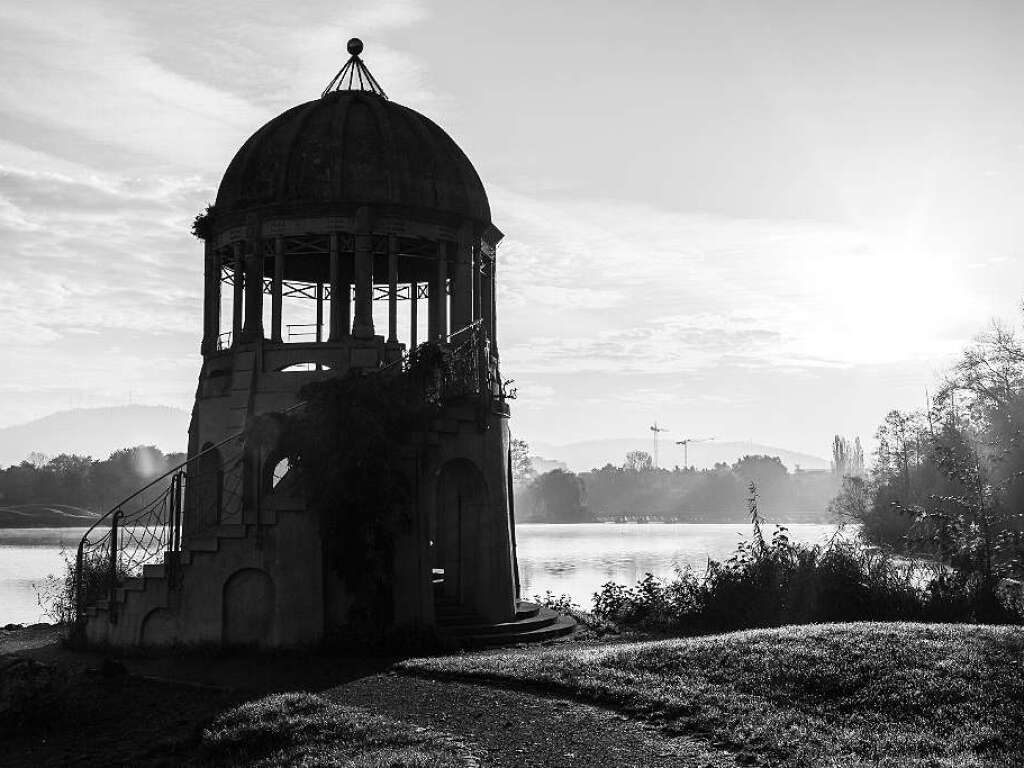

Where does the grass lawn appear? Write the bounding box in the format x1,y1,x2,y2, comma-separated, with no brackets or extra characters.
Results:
400,622,1024,767
195,692,468,767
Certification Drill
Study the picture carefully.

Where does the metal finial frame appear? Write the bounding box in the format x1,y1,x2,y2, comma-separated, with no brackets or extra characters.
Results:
321,38,388,100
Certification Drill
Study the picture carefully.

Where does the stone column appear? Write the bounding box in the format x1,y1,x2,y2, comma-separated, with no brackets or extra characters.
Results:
271,237,284,343
451,227,473,334
472,240,482,323
489,249,499,356
352,208,374,338
481,249,494,345
231,242,243,345
387,234,399,343
315,282,324,344
241,239,264,342
427,272,437,340
328,234,340,340
409,280,418,348
201,241,221,354
433,241,448,340
340,282,351,337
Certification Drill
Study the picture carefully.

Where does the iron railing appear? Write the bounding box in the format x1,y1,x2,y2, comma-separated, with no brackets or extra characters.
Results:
73,433,246,623
74,321,497,623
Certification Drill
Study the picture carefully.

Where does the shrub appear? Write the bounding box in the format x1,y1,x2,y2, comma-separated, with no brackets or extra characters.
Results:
592,524,1024,635
35,546,124,629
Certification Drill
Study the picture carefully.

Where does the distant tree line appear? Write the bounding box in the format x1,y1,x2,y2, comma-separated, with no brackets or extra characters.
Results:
833,314,1024,581
0,446,185,512
512,439,843,523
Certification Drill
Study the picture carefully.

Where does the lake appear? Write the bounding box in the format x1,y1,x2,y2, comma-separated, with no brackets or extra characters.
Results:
0,522,845,624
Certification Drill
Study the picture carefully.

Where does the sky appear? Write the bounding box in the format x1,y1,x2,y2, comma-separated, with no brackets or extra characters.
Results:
1,0,1023,460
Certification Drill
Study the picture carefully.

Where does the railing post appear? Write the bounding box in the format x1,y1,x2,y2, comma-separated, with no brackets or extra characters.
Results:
170,472,182,552
177,471,185,551
108,510,122,621
74,539,85,624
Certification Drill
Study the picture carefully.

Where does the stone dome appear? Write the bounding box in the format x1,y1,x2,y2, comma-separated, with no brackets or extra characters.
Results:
215,90,491,224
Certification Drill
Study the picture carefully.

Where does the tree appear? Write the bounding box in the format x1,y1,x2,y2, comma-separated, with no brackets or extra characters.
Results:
832,435,849,477
624,450,653,473
832,436,866,478
530,469,590,522
510,438,535,483
828,475,869,522
852,437,865,476
732,455,790,514
25,451,48,469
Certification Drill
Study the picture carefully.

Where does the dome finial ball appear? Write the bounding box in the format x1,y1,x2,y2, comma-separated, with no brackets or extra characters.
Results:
347,38,363,56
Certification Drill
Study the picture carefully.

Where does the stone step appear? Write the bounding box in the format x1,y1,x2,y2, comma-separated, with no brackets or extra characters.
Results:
515,601,542,620
436,600,540,622
143,564,165,579
464,614,577,647
122,577,146,591
186,537,219,553
442,607,560,637
213,524,248,539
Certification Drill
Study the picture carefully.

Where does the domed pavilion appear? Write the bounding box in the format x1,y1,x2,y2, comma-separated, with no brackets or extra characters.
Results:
78,41,574,648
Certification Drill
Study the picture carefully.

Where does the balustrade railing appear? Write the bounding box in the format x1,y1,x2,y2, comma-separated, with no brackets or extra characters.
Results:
403,320,493,405
74,321,498,623
74,435,246,623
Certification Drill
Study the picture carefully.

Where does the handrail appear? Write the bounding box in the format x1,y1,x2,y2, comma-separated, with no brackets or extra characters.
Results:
77,327,485,544
75,321,491,620
382,319,484,374
78,430,246,545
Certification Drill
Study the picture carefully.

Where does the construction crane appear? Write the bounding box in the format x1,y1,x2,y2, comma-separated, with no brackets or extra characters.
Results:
675,437,715,468
649,422,669,468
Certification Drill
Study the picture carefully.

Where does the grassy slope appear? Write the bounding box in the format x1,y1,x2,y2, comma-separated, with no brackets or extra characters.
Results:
401,623,1024,767
196,692,468,767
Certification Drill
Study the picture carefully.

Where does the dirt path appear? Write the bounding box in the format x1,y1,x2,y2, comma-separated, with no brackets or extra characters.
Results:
2,633,731,767
333,673,731,767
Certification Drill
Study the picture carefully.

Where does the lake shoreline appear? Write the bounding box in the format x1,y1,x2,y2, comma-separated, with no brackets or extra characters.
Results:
2,522,850,625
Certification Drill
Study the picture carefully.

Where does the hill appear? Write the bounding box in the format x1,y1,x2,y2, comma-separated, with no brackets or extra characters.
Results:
0,405,189,467
402,623,1024,768
0,503,100,528
530,437,829,473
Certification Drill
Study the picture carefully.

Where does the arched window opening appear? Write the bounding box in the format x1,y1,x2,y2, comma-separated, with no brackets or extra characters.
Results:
271,457,291,489
277,362,332,372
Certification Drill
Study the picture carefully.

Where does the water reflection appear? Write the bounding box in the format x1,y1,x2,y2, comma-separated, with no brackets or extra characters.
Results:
0,527,87,625
1,523,848,624
517,523,845,607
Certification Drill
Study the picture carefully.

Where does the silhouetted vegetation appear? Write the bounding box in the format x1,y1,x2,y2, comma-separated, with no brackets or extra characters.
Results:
574,485,1021,634
285,342,467,639
0,446,186,523
35,546,122,628
515,448,840,522
843,315,1024,586
285,369,426,637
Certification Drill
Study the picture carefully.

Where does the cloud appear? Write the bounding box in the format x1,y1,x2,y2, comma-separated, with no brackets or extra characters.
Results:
0,3,264,173
491,185,988,381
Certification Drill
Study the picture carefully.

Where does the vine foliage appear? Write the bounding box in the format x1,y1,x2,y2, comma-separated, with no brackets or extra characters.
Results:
283,350,452,636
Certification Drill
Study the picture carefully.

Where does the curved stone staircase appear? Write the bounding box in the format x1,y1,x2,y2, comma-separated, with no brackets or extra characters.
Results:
435,599,577,648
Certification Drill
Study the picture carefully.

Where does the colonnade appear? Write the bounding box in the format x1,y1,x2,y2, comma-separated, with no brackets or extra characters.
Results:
201,222,497,358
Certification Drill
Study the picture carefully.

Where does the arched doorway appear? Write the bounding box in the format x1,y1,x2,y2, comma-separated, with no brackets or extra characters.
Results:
222,567,275,646
432,459,487,608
